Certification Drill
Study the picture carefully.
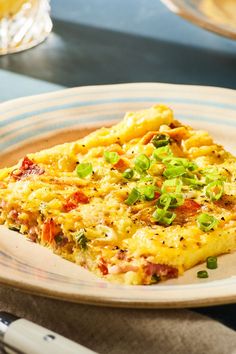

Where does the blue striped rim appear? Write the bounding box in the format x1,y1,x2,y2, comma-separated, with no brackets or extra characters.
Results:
0,116,118,151
1,112,236,151
1,85,236,115
1,95,236,128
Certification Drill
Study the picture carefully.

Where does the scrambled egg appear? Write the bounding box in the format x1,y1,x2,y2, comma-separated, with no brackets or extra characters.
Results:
0,105,236,284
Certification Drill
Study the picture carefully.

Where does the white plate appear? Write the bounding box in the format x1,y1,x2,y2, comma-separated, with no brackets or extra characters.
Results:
0,83,236,308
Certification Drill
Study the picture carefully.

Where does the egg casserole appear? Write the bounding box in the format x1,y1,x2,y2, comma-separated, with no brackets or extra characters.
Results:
0,105,236,285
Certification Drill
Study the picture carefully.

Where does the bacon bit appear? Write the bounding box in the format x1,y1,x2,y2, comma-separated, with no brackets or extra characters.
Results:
109,264,139,274
113,157,130,172
154,191,161,200
42,218,57,243
175,199,201,225
140,131,158,145
106,144,125,155
215,195,236,211
117,249,127,260
144,262,178,279
176,199,201,216
28,226,38,243
8,210,19,220
21,156,34,169
98,258,108,275
63,191,89,212
11,156,44,180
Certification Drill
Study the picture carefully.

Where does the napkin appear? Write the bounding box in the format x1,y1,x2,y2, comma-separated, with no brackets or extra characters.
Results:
0,285,235,354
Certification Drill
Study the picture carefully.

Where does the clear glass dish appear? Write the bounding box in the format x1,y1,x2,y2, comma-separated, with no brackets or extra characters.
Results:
161,0,236,40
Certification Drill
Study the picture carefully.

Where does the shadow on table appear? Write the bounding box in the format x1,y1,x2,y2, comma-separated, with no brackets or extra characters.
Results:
194,304,236,331
0,19,235,88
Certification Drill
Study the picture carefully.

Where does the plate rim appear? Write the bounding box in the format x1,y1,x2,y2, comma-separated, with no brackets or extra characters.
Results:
1,82,236,308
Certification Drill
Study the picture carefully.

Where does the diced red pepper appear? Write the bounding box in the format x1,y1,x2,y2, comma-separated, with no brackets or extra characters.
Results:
113,157,130,172
42,218,56,243
98,258,108,275
63,191,89,212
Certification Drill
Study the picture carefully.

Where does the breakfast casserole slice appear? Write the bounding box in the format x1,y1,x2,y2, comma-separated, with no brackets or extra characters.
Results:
0,104,236,285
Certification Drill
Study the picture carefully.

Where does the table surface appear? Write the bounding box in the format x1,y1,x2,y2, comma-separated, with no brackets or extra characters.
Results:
0,0,235,332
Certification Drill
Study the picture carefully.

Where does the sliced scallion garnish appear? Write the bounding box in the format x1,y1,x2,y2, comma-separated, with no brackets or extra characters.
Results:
75,231,89,250
122,168,134,179
158,193,184,209
152,208,176,225
205,180,224,201
163,165,186,179
139,185,156,201
152,146,173,161
201,167,226,183
206,256,218,269
125,188,140,205
197,270,208,278
197,213,218,232
161,178,183,193
76,162,93,178
134,154,150,173
182,175,205,189
104,151,120,164
162,157,197,171
151,134,170,148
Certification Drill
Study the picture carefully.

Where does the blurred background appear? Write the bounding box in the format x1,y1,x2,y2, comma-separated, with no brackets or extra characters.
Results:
0,0,235,101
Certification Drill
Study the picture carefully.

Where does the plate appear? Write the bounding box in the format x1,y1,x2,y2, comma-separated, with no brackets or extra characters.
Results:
161,0,236,40
0,82,236,308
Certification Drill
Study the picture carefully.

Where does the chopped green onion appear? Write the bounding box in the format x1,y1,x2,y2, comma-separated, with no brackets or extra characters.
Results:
151,274,161,283
182,174,205,189
139,185,156,201
76,163,93,178
161,178,183,193
206,256,218,269
153,146,173,161
134,154,150,173
186,161,198,171
104,151,120,164
162,157,197,171
163,165,186,179
157,194,171,210
75,231,89,250
197,270,208,278
125,188,140,205
197,213,218,232
151,134,170,148
205,180,224,201
201,167,226,183
122,168,134,179
158,193,184,209
54,235,63,244
139,175,154,183
152,208,176,225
